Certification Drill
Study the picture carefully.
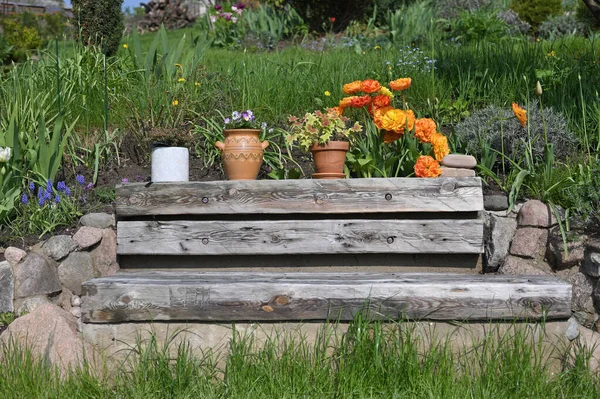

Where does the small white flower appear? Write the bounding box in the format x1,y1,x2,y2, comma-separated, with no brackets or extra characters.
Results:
231,5,238,11
261,122,267,129
232,111,241,121
231,16,237,23
210,15,217,23
0,146,11,163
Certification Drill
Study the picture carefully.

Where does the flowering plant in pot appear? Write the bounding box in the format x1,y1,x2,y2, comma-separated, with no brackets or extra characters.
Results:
215,109,269,180
288,108,363,179
338,77,450,178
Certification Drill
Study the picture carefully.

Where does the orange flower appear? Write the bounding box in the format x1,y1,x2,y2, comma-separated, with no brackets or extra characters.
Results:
330,106,343,116
343,81,362,95
414,118,437,143
382,130,402,143
350,95,372,108
414,155,442,178
404,109,415,132
379,108,408,133
431,132,450,161
373,106,393,130
372,94,391,109
361,79,382,94
512,102,527,127
389,78,411,91
339,96,356,109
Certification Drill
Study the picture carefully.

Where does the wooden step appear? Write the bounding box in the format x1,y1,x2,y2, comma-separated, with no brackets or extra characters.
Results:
81,272,571,323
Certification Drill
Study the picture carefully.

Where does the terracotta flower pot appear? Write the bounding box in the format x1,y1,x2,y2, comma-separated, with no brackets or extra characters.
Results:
310,141,350,179
215,129,269,180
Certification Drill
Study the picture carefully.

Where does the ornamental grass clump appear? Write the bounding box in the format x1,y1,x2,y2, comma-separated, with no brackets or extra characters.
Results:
338,77,450,178
288,108,363,152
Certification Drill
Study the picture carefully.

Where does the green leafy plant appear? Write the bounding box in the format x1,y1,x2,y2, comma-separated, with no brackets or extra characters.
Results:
510,0,562,29
0,312,15,326
288,108,363,152
71,0,124,56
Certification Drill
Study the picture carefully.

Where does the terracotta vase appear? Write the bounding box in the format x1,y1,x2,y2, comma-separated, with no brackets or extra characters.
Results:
215,129,269,180
310,141,350,179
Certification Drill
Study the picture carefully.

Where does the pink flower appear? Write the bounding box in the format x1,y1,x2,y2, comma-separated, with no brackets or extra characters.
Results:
210,15,216,23
231,16,238,23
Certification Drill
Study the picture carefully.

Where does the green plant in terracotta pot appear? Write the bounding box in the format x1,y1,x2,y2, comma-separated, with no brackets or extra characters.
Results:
288,108,363,179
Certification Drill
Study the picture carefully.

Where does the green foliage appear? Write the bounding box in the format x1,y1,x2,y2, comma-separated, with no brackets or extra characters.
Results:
510,0,562,28
576,0,600,30
435,0,497,19
42,13,70,39
445,9,510,43
570,160,600,231
454,101,577,169
385,0,439,45
538,13,589,38
0,16,43,61
287,0,373,32
71,0,124,56
242,4,307,50
0,312,15,326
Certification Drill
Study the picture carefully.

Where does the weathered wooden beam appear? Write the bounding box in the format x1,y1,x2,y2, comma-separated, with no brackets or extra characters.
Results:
81,272,572,323
117,218,484,255
116,178,483,217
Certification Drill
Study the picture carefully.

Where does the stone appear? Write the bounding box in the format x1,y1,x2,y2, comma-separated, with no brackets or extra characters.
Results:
587,239,600,253
568,272,595,315
15,296,51,316
0,304,97,374
72,226,103,250
70,306,81,318
41,235,77,261
566,317,580,341
517,200,554,228
4,247,27,266
441,154,477,169
499,255,551,276
572,311,599,330
483,213,517,271
593,281,600,314
584,251,600,278
90,229,119,277
80,213,115,229
440,167,476,177
57,252,95,296
509,227,547,259
57,286,73,312
0,261,14,313
71,295,81,307
484,195,508,211
546,233,586,269
13,252,61,299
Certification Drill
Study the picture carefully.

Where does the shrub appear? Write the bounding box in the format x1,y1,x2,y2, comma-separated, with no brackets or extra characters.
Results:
538,13,588,38
453,101,578,167
286,0,373,32
497,9,531,35
446,9,510,42
570,161,600,231
435,0,496,20
510,0,562,29
576,0,600,31
0,16,43,61
71,0,124,56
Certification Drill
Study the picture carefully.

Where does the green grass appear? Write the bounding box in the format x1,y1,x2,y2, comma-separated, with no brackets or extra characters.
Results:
1,317,599,398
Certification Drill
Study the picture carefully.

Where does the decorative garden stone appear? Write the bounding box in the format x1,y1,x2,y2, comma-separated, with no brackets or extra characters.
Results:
566,317,580,341
568,272,595,315
16,296,50,316
58,252,95,296
41,235,77,261
13,252,61,298
0,261,14,313
73,226,103,250
4,246,27,266
509,227,547,259
584,251,600,278
440,154,477,169
484,213,516,271
546,233,587,269
90,229,119,277
483,195,508,211
517,199,554,228
440,167,476,177
80,213,116,229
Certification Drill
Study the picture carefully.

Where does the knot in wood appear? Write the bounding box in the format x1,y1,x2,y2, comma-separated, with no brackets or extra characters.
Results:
228,188,238,196
270,235,281,244
440,182,456,193
273,295,289,306
314,193,327,205
128,195,140,205
262,305,274,312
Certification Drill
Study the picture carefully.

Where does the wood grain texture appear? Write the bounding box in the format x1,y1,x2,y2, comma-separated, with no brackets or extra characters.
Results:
117,218,484,255
81,272,572,323
115,178,483,217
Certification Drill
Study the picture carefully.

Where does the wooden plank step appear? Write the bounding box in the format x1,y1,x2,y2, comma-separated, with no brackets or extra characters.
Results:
81,272,571,323
116,177,483,217
117,218,484,256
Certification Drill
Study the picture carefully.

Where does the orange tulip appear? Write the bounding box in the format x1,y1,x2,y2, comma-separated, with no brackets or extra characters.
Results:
431,132,450,161
512,102,527,127
372,94,391,109
361,79,382,94
414,155,442,178
414,118,437,143
342,81,362,95
389,78,411,91
350,95,372,108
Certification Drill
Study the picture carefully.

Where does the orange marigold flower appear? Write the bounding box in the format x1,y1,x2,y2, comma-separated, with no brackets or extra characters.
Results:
389,78,411,91
339,96,356,109
414,118,437,143
372,94,391,109
350,95,372,108
512,102,527,127
431,132,450,161
361,79,382,94
414,155,442,178
343,81,362,95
